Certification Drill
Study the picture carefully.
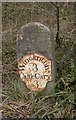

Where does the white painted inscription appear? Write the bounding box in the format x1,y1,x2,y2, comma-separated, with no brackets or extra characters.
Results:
18,53,52,91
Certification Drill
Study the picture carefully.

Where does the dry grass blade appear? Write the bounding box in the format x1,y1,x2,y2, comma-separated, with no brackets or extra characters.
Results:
2,96,9,105
38,91,68,104
31,106,46,118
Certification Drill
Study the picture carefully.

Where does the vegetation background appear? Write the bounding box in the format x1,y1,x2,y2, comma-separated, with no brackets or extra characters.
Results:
2,2,76,118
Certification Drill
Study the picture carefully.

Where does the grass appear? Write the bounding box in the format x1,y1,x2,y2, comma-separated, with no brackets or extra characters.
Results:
2,2,76,118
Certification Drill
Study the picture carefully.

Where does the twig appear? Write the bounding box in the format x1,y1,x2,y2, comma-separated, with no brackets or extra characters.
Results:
52,2,60,46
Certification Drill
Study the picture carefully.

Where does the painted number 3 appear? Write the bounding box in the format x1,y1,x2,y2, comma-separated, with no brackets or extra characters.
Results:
32,63,38,72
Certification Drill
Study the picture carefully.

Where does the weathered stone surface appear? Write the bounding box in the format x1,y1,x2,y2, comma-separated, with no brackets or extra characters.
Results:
17,22,55,93
17,22,53,60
